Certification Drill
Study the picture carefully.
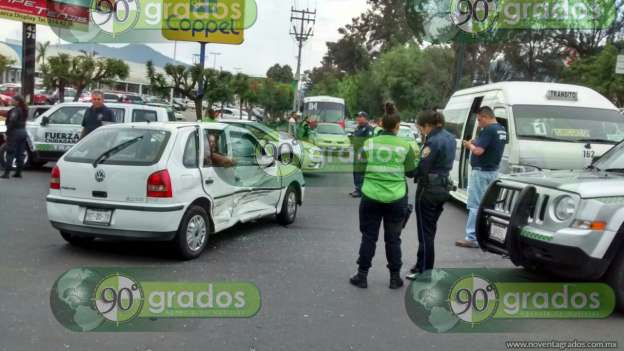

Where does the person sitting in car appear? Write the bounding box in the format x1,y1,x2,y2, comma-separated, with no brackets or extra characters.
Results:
205,133,235,168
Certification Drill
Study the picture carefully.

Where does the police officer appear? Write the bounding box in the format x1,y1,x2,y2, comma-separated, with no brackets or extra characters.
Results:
1,95,28,179
350,103,418,290
406,110,456,280
80,90,115,139
350,111,375,198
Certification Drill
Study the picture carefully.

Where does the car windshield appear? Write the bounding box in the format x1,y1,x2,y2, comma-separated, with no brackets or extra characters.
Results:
513,105,624,144
398,128,414,138
64,128,170,166
594,142,624,171
316,124,344,135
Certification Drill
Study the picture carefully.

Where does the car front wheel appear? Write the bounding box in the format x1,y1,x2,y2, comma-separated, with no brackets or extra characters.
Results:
606,251,624,313
277,185,298,226
174,205,210,260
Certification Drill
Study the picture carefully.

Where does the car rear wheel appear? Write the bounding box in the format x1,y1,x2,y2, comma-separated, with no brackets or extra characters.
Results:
174,206,210,260
606,251,624,312
277,185,298,226
59,231,95,246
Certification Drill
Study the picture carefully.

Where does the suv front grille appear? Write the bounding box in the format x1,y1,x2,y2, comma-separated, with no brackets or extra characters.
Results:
493,187,549,224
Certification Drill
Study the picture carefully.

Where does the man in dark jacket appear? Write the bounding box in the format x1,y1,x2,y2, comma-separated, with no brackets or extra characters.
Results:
350,111,375,197
80,90,115,139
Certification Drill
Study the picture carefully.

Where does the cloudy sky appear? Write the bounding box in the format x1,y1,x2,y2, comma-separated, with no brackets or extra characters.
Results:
0,0,368,77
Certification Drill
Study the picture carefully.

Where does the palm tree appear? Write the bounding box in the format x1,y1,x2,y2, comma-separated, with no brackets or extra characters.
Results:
36,41,50,66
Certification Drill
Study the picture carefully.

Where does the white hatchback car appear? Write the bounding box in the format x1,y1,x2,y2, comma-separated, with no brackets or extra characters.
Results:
46,122,305,259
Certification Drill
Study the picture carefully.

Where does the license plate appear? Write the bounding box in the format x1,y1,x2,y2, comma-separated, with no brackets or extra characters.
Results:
84,208,112,226
489,222,508,243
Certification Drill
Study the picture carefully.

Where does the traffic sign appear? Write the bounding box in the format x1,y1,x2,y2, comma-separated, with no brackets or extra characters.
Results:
616,55,624,75
162,0,245,44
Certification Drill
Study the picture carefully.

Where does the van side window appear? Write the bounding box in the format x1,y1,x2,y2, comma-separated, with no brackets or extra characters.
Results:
443,109,469,139
132,109,158,122
183,131,199,168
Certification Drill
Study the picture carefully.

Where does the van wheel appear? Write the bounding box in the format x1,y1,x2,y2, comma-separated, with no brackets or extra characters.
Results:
59,231,94,246
277,185,298,226
174,206,210,260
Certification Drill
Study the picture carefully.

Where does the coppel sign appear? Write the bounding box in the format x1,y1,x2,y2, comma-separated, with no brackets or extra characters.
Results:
162,0,245,44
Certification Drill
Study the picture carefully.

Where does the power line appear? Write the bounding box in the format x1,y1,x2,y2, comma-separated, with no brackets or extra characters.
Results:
290,6,316,112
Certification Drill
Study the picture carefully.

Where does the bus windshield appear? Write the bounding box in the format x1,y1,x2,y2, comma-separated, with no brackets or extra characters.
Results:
513,105,624,144
304,101,345,123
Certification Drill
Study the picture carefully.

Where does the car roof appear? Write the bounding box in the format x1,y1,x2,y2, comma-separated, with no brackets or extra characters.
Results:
101,121,249,133
51,102,161,110
449,81,618,110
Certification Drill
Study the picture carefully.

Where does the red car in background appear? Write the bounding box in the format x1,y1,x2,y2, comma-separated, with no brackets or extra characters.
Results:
0,83,53,105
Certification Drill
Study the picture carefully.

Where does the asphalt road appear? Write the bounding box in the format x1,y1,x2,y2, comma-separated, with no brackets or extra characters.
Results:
1,167,623,351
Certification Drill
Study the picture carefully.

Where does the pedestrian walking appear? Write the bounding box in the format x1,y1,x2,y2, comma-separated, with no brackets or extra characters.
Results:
80,91,115,139
288,111,298,136
456,106,507,248
406,110,456,279
350,103,419,290
1,95,29,179
350,111,375,198
202,108,219,122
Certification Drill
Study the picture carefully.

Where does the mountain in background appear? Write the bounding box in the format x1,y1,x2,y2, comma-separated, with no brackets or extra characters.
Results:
56,44,187,67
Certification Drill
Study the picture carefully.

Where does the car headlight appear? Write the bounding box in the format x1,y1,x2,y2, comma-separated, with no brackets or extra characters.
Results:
553,195,577,221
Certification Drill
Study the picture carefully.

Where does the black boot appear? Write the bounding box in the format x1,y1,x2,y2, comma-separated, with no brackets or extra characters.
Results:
12,169,21,178
389,271,404,289
349,269,368,289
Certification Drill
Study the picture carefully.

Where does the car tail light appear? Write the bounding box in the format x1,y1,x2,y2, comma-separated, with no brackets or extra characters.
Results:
147,170,173,198
50,166,60,189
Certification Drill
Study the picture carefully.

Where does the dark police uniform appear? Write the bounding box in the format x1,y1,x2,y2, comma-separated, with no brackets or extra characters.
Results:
412,127,456,274
352,123,375,194
81,105,115,137
356,131,418,275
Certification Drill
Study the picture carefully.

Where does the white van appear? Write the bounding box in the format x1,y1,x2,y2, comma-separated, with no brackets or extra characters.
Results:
443,82,624,203
26,102,175,166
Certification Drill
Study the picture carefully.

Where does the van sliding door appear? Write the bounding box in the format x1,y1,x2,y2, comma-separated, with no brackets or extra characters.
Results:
458,97,483,190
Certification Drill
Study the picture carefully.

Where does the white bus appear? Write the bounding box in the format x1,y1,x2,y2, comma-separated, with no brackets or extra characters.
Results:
302,96,347,129
443,82,624,203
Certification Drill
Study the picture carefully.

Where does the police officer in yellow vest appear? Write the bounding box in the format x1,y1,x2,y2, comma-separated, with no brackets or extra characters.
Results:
350,103,419,290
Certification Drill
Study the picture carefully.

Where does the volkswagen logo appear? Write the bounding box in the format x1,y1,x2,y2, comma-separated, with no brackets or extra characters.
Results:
95,169,106,183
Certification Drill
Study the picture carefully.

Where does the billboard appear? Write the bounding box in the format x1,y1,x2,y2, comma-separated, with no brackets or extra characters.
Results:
0,0,89,29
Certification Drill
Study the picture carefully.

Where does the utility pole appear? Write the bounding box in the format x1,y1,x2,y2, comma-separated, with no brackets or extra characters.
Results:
290,6,316,112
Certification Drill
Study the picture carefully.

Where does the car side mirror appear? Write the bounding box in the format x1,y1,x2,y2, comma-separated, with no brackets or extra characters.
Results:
258,155,275,168
40,116,49,126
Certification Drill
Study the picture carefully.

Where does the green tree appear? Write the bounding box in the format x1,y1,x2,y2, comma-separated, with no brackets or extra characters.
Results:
266,64,294,83
0,54,15,77
36,41,50,66
69,51,129,101
232,73,251,119
41,53,72,102
258,79,292,121
563,44,624,106
147,61,218,120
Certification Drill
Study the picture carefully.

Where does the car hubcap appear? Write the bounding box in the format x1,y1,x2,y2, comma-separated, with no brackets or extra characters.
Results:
287,192,297,220
186,215,207,252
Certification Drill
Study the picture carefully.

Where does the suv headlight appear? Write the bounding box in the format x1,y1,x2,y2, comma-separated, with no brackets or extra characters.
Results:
553,195,577,221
